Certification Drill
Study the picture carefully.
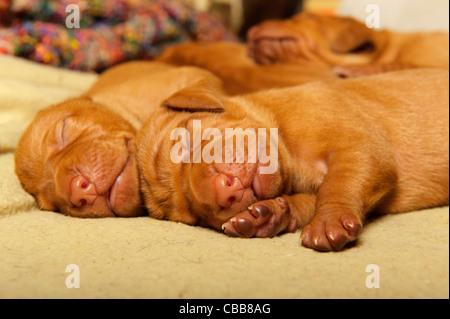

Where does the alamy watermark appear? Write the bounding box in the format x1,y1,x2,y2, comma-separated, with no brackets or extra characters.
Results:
366,4,381,29
65,4,80,29
65,264,80,288
365,264,380,288
170,120,279,175
64,3,381,30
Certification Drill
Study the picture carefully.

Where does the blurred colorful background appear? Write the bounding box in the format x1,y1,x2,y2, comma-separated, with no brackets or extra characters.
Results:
1,0,448,71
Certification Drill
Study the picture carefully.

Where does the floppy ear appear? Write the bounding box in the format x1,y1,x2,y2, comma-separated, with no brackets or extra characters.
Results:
331,20,375,54
162,80,225,113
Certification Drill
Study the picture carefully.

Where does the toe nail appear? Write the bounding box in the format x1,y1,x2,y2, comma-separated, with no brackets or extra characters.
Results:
236,218,254,237
344,221,354,228
275,197,287,208
253,205,269,218
313,236,319,246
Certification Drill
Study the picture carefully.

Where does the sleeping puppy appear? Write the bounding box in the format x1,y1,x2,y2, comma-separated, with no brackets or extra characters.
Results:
137,69,449,251
247,12,449,77
157,42,337,95
15,100,143,218
15,61,225,218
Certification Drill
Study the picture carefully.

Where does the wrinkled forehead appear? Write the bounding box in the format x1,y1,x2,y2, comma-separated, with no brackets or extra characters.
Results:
18,101,133,174
139,108,267,153
34,101,133,140
138,109,269,175
138,111,188,163
41,102,120,126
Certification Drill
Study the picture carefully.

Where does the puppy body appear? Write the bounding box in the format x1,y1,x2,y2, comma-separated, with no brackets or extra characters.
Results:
248,12,449,76
87,62,226,128
15,62,224,218
138,69,449,251
157,42,337,94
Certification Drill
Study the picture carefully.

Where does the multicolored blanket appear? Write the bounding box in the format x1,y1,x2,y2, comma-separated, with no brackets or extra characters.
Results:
0,0,234,71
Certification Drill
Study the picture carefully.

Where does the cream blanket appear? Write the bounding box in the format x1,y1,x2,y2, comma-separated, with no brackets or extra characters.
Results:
0,54,448,299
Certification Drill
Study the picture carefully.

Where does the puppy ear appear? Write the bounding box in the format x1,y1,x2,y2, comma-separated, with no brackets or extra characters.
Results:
162,80,225,113
331,20,375,54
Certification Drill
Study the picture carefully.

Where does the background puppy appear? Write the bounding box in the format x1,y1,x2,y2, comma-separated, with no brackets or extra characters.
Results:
157,42,337,94
247,12,449,77
137,69,449,251
15,62,224,218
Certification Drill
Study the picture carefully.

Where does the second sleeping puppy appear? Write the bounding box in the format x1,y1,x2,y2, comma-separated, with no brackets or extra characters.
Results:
248,12,449,76
137,69,449,251
157,42,337,94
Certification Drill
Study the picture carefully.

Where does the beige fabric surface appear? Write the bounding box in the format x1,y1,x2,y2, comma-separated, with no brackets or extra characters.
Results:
0,54,448,299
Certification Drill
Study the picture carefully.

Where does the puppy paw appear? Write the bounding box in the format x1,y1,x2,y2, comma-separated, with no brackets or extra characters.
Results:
248,38,298,65
222,197,298,238
300,212,361,251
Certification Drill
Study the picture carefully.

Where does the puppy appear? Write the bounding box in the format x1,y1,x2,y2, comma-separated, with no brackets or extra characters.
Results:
247,12,449,77
15,61,224,218
157,42,337,95
137,69,449,251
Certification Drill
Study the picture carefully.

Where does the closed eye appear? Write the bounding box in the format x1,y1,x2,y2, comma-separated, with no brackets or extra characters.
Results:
348,41,375,54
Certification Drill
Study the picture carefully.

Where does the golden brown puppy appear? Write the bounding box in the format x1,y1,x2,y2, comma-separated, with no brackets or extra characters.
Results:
15,62,225,218
157,42,338,94
137,69,449,251
247,12,449,77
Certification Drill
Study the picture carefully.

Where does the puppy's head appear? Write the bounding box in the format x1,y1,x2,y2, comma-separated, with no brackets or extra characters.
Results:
138,81,292,230
15,97,144,218
248,12,378,67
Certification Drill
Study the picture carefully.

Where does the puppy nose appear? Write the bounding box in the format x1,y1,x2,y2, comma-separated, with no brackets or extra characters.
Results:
214,174,245,208
70,175,98,207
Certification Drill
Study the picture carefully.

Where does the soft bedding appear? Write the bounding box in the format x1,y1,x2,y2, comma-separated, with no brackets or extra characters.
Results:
0,0,448,299
0,50,448,300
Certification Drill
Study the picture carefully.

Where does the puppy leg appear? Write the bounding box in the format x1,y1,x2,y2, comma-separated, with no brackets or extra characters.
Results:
222,194,315,238
334,63,414,78
300,153,397,251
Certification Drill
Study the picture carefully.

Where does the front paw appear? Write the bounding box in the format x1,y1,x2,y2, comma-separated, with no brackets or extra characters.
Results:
300,212,362,251
248,33,298,65
222,197,298,238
